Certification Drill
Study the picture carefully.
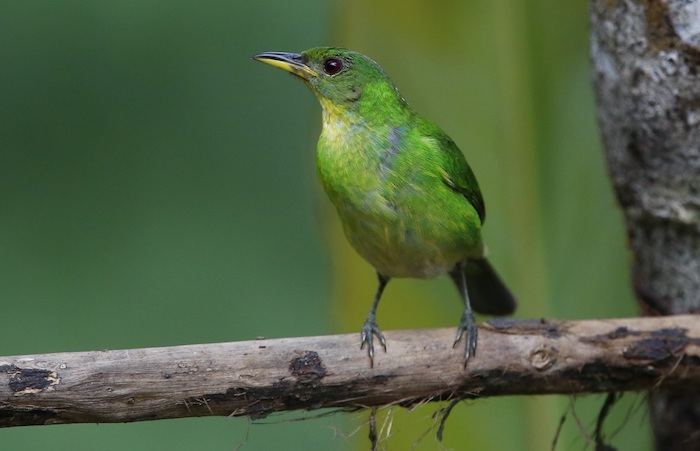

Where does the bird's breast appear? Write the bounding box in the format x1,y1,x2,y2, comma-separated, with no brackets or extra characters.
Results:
315,122,482,279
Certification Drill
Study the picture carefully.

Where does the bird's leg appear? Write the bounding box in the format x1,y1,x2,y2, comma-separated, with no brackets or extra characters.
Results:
450,262,478,366
360,272,390,366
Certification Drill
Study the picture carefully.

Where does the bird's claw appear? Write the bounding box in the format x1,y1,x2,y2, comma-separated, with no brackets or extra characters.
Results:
360,319,386,366
453,311,478,367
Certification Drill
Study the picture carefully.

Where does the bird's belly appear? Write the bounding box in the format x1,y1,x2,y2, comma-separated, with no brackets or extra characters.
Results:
334,191,482,279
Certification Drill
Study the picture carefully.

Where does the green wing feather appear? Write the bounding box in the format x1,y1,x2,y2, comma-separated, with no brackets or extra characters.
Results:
421,122,486,224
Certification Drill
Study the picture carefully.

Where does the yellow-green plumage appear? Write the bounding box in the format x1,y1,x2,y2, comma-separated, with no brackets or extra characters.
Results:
254,47,516,367
317,114,484,279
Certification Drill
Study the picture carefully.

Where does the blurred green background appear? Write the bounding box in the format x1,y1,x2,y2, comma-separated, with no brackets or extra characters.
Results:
0,0,650,449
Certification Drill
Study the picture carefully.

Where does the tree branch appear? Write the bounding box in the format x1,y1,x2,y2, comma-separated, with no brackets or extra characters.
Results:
1,315,699,428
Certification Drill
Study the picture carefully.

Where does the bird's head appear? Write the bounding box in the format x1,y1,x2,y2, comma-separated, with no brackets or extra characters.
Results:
253,47,407,118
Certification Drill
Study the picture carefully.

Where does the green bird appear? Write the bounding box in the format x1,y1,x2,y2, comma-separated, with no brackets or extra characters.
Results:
253,48,516,366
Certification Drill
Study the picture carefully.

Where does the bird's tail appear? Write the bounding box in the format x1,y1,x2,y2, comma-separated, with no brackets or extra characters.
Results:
454,258,516,316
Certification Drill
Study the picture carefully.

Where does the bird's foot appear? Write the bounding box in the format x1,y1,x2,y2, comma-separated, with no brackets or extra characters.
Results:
453,310,478,367
360,318,386,367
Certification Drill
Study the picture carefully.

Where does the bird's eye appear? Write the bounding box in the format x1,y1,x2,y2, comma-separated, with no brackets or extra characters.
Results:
323,58,343,75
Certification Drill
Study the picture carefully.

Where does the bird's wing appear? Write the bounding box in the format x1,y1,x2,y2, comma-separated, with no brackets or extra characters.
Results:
422,124,486,224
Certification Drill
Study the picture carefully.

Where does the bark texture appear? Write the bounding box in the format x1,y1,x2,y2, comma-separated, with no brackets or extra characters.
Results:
1,316,699,428
590,1,700,449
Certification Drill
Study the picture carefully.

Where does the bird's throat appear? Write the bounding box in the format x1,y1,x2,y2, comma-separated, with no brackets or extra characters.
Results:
319,97,363,148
